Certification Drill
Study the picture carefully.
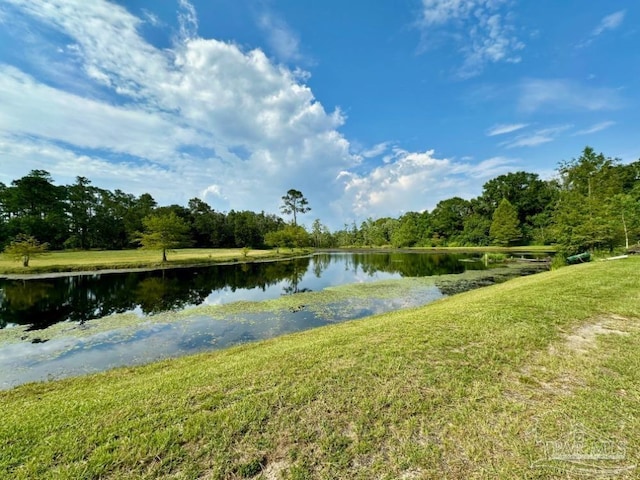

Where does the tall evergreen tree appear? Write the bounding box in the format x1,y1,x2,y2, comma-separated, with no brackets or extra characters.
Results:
490,199,521,246
67,176,99,249
280,189,311,226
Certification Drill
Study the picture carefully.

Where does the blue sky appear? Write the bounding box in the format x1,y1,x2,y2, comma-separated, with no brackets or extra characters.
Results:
0,1,637,228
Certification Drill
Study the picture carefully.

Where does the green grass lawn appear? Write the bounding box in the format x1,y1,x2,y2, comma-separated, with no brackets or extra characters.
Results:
1,257,639,479
0,248,307,275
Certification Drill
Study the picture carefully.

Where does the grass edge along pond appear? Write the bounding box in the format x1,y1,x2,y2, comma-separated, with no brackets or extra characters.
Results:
0,246,554,276
2,257,639,479
0,248,312,275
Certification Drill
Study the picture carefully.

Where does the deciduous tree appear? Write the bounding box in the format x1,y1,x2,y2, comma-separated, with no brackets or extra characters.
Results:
430,197,470,242
311,219,333,248
552,147,623,254
136,212,190,262
3,234,48,267
264,225,311,250
610,193,640,249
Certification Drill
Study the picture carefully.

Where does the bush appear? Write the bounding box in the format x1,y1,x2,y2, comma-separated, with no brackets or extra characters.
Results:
485,252,507,263
550,255,567,270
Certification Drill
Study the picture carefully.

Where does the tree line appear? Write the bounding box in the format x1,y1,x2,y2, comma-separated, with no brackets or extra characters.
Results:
0,171,286,252
329,147,639,255
1,147,639,257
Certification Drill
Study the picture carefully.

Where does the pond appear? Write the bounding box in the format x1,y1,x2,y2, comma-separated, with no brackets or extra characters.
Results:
0,251,549,389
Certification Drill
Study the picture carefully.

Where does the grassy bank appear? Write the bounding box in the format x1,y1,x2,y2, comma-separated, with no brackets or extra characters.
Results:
1,258,639,478
0,248,310,275
0,246,550,275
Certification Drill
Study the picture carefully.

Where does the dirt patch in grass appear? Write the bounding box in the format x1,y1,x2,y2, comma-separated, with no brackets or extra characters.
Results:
261,459,289,479
562,314,634,354
508,314,640,401
399,468,426,479
535,372,585,397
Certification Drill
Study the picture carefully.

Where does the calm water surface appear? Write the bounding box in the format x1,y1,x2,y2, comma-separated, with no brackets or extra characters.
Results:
0,252,546,389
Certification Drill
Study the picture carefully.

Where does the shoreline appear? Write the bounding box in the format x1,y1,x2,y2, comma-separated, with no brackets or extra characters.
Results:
0,263,547,389
0,252,313,280
0,246,554,279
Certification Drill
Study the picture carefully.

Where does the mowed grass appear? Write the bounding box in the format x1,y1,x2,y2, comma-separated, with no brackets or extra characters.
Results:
0,248,305,274
1,258,639,479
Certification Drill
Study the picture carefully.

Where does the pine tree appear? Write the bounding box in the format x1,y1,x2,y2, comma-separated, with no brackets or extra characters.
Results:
490,198,521,246
280,189,311,226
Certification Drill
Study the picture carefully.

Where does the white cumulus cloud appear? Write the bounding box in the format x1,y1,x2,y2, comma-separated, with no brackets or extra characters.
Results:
336,149,518,219
0,0,528,228
0,0,357,223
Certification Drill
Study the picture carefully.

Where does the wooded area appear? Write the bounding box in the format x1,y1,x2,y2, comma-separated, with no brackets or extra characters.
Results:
1,147,638,256
327,147,640,255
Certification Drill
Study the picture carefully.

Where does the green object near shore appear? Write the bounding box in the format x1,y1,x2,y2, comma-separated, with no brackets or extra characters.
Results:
566,251,591,264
